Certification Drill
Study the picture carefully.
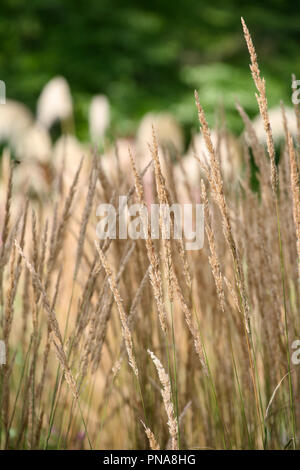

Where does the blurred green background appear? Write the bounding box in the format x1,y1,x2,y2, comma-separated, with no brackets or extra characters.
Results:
1,0,299,142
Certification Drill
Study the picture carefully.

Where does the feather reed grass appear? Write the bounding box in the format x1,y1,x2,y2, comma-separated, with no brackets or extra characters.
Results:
0,23,299,450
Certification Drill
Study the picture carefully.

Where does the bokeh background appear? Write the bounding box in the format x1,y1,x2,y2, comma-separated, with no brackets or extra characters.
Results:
1,0,299,143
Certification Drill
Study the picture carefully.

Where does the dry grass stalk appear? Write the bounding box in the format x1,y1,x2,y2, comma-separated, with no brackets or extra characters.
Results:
47,157,83,279
2,244,16,439
148,349,178,450
281,104,300,278
201,181,225,312
235,101,269,190
38,219,48,280
170,264,207,372
129,147,167,334
95,240,139,377
74,155,98,280
14,240,78,400
37,268,62,402
241,17,278,194
140,420,160,450
0,166,13,304
194,90,250,333
80,242,135,382
149,126,174,301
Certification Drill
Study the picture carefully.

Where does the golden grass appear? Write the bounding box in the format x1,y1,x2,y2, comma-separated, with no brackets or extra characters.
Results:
0,19,299,450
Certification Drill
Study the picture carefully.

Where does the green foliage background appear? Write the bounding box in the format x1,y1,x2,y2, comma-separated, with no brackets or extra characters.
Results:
1,0,299,142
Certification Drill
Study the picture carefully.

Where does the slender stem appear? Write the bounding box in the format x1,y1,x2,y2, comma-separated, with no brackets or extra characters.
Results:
170,301,180,448
275,198,296,448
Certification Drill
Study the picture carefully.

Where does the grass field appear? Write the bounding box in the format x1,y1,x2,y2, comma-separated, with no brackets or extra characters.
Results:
0,19,299,450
